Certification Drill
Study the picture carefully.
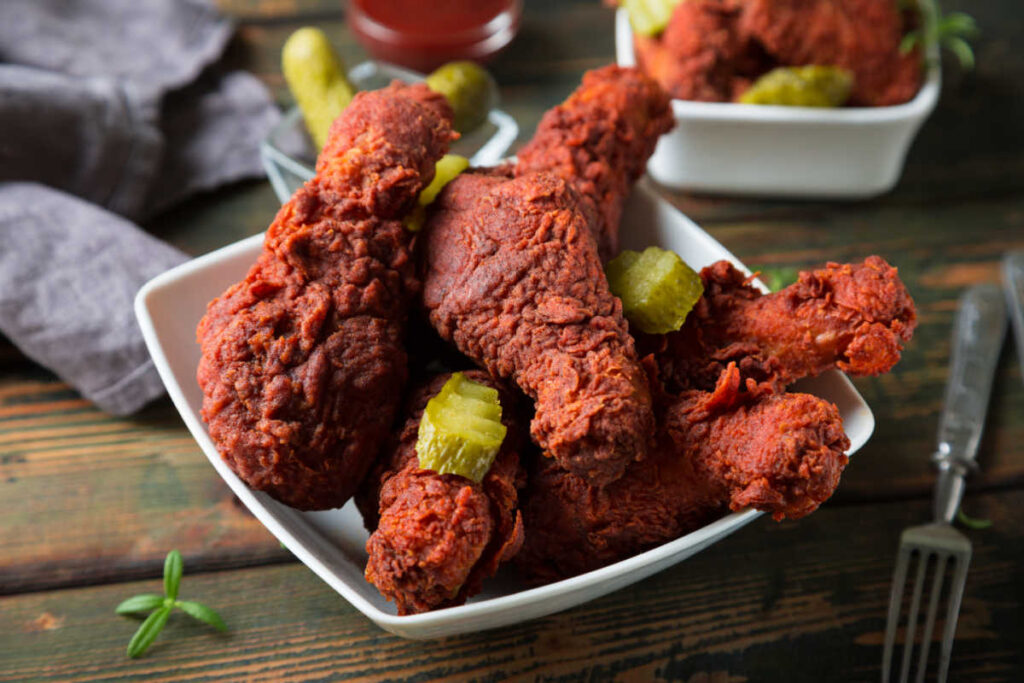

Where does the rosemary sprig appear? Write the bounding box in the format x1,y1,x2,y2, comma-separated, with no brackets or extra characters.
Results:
956,506,993,530
115,550,227,658
901,2,980,70
755,266,800,293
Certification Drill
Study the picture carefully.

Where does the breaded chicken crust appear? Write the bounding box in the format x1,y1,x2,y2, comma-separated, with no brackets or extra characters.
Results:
515,65,673,260
517,363,850,583
197,83,454,510
359,371,525,615
647,256,917,393
422,171,654,487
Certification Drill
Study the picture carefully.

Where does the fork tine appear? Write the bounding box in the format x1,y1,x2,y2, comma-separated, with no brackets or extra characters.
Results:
938,552,971,682
914,553,949,683
899,550,930,683
882,545,913,683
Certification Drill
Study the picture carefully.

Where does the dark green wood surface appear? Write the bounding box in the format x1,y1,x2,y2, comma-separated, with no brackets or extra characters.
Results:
2,0,1023,680
3,491,1022,682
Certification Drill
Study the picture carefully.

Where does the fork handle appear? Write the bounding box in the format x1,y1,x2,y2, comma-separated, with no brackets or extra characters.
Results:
933,283,1007,524
1004,251,1024,387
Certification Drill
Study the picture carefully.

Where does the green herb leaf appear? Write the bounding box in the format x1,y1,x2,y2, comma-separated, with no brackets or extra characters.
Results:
945,36,976,70
956,507,992,530
126,605,172,658
176,600,228,632
163,550,183,601
757,266,800,293
903,3,978,71
115,594,166,616
939,12,979,38
900,32,921,55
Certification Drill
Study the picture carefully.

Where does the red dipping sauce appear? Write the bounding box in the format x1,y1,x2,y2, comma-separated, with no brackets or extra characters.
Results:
349,0,522,72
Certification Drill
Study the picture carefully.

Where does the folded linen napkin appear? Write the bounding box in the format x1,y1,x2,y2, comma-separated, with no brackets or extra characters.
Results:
0,184,188,415
0,0,280,414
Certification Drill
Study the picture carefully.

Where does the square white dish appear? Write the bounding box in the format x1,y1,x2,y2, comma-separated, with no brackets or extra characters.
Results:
135,179,875,639
615,7,941,198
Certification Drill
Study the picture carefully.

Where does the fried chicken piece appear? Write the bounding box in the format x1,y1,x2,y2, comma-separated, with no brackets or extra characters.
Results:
422,171,654,487
514,65,673,260
740,0,922,106
647,256,917,393
634,0,764,102
196,83,454,510
517,363,850,583
357,371,525,615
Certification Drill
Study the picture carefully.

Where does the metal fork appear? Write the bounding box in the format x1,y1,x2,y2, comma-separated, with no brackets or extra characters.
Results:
1003,251,1024,385
881,283,1006,683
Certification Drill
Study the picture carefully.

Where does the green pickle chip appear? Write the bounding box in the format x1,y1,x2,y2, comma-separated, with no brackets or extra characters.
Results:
623,0,682,37
739,65,854,108
606,246,704,335
416,373,507,483
404,154,470,232
282,27,356,150
425,61,496,133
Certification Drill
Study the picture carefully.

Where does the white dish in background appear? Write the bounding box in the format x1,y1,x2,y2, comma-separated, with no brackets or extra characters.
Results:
615,7,941,198
135,180,875,639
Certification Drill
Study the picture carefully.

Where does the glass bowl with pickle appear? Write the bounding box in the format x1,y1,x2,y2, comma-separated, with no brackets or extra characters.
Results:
262,28,518,202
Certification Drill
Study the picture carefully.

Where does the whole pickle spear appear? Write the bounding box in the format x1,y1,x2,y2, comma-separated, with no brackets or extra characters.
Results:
282,27,356,149
425,61,496,133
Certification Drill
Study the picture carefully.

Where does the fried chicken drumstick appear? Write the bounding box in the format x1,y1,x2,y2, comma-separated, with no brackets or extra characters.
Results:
648,256,917,393
633,0,757,103
517,363,850,583
422,171,654,487
197,83,454,510
419,66,673,486
515,65,673,260
356,371,526,615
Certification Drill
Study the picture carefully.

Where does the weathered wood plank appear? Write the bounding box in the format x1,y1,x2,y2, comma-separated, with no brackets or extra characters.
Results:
2,490,1020,682
215,0,342,23
0,374,288,595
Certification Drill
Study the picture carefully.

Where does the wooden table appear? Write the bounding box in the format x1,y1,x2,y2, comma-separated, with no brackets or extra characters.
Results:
3,1,1023,680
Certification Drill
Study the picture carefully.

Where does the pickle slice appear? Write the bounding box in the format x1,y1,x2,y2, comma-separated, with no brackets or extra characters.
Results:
416,373,507,483
739,66,854,108
404,154,470,232
623,0,682,37
605,246,704,334
425,61,496,133
282,27,356,149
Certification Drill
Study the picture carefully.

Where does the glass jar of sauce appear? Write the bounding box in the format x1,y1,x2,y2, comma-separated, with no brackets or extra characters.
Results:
349,0,522,72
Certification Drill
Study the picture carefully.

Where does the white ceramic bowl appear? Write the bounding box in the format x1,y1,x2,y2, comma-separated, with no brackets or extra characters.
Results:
615,8,941,198
135,180,875,639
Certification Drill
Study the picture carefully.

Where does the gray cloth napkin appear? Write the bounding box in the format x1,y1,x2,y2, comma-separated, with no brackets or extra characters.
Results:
0,183,188,415
0,0,281,414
